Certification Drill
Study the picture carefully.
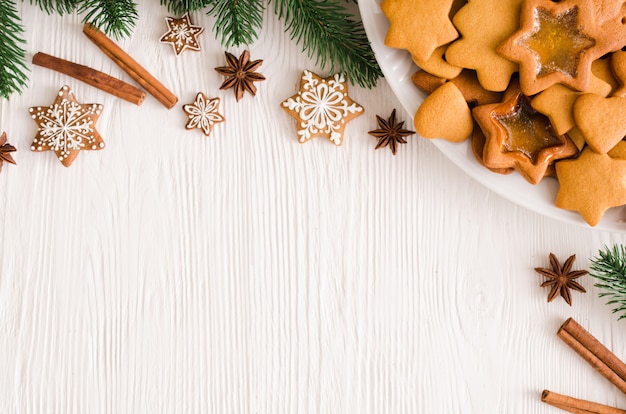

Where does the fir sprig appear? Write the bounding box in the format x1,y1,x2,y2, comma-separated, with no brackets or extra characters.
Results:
29,0,81,14
0,1,29,99
274,0,382,89
590,245,626,320
207,0,265,47
78,0,139,38
160,0,212,15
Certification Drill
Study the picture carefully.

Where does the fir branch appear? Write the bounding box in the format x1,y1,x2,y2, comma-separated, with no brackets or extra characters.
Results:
274,0,382,89
0,0,29,99
206,0,265,47
160,0,212,15
28,0,80,14
590,245,626,320
78,0,139,38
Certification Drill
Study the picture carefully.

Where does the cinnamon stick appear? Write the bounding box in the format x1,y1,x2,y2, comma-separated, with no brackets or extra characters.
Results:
542,390,626,414
32,52,145,105
82,23,178,109
558,318,626,394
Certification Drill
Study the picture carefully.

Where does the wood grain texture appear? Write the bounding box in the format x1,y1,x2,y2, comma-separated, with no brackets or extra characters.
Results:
1,3,626,413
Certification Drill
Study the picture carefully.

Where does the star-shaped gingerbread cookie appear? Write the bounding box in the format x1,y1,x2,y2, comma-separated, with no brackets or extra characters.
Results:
473,81,578,184
555,147,626,226
281,70,364,146
160,13,204,56
182,92,225,137
497,0,604,95
29,85,104,167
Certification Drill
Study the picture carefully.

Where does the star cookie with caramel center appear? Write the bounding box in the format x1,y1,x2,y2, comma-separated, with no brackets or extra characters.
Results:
160,13,204,55
29,85,104,167
555,147,626,226
497,0,604,96
472,81,578,184
281,70,364,146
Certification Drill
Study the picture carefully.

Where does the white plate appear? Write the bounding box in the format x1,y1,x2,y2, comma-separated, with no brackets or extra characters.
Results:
358,0,626,231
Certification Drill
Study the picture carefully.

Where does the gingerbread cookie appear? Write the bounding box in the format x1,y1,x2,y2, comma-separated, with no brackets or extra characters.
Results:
160,13,204,55
611,51,626,97
29,85,104,167
413,81,473,143
446,0,523,92
381,0,458,63
555,147,626,226
410,45,462,80
497,0,605,96
530,71,612,135
182,92,225,137
573,93,626,154
472,81,578,184
412,70,503,107
281,70,363,146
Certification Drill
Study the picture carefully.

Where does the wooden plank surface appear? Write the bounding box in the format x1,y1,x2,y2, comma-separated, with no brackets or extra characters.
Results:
0,2,625,413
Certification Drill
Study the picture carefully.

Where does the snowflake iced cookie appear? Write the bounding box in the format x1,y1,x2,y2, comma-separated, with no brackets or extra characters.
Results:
182,92,225,137
29,85,104,167
160,13,204,56
281,70,364,146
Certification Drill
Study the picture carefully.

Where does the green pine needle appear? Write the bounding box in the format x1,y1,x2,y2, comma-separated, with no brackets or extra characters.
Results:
78,0,138,38
0,1,29,99
206,0,265,48
29,0,80,14
160,0,212,15
274,0,382,89
590,245,626,320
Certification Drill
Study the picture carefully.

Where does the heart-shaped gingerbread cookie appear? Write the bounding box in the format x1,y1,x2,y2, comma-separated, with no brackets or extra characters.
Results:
573,93,626,154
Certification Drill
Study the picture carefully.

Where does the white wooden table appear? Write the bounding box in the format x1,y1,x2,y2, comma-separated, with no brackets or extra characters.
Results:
1,3,625,413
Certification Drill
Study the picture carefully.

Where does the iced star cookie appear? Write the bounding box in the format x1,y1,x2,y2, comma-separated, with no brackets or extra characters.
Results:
182,92,225,137
160,13,204,55
29,85,104,167
281,70,364,146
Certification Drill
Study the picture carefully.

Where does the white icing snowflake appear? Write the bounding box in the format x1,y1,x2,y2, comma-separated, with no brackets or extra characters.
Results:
281,70,364,145
183,92,225,136
160,13,204,55
29,85,104,167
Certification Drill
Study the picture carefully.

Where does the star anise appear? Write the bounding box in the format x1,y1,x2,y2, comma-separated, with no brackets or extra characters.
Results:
535,253,588,306
368,109,415,155
0,131,17,172
214,50,266,101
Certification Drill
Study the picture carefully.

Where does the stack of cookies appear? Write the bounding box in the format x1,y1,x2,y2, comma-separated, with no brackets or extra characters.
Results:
382,0,626,226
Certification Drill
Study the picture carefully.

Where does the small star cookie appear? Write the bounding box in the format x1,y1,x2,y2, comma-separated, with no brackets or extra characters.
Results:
182,92,225,137
29,85,104,167
281,70,364,146
555,147,626,226
160,13,204,56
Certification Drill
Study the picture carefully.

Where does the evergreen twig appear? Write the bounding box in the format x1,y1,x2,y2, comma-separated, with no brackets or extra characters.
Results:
274,0,382,89
160,0,212,15
590,245,626,320
78,0,139,38
29,0,80,14
0,1,29,99
206,0,265,47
